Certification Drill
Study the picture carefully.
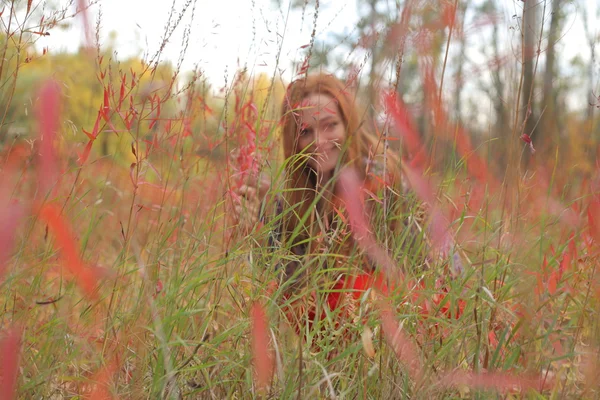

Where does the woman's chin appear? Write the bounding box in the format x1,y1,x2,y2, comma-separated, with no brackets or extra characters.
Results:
310,166,337,180
310,155,339,176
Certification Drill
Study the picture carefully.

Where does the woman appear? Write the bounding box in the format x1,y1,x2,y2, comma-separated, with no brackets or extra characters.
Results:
233,73,418,335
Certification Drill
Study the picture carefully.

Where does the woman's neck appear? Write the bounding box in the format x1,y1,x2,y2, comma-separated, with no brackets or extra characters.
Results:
315,171,336,198
316,170,334,188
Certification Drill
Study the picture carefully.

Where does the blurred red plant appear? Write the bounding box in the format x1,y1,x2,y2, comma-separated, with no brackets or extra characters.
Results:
38,204,107,300
337,168,403,282
250,302,274,392
0,326,22,400
37,80,61,197
0,188,24,280
86,360,118,400
379,299,423,380
77,0,93,49
438,369,553,394
231,101,261,189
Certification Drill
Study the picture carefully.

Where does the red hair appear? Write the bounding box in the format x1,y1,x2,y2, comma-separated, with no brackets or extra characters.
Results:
279,73,402,250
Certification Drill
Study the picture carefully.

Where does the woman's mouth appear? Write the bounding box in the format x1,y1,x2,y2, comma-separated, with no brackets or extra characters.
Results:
315,145,335,154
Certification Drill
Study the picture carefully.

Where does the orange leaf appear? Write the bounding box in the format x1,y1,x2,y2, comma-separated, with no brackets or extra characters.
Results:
0,326,21,400
378,299,422,380
38,204,104,300
548,270,559,295
384,91,425,167
117,74,126,111
0,194,23,280
338,169,400,281
102,88,110,121
588,198,600,244
77,0,93,48
87,360,118,400
78,140,94,166
363,187,383,205
251,303,273,392
37,80,61,195
559,234,576,277
83,108,103,140
439,370,552,393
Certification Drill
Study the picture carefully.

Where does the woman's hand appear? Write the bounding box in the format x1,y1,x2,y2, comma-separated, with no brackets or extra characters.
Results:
232,173,270,233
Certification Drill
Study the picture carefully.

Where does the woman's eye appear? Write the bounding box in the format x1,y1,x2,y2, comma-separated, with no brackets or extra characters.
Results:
325,122,338,130
299,127,313,136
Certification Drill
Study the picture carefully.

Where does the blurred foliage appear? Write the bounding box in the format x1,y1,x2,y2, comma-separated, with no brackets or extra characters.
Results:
2,1,600,398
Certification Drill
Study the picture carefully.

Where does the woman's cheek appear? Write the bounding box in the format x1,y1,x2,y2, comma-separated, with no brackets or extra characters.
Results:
298,137,313,153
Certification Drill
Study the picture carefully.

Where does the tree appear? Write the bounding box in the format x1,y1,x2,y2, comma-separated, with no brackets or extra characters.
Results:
0,0,99,145
520,0,539,169
582,0,600,144
540,0,563,156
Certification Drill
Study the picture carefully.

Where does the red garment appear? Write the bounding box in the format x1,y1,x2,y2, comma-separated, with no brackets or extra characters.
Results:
282,272,391,337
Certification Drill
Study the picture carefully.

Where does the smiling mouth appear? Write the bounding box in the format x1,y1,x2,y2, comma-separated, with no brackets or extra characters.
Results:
315,146,336,154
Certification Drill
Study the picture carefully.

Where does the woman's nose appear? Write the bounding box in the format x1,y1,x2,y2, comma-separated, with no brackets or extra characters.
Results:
314,129,330,147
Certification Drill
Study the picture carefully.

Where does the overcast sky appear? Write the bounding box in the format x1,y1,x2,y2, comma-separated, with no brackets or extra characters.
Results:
40,0,599,105
42,0,357,87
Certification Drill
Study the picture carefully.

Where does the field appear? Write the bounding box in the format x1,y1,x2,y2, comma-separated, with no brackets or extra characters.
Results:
1,0,600,399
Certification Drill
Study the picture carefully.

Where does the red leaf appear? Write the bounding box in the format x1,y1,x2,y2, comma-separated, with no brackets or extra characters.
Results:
124,112,134,130
83,108,103,141
559,234,577,277
439,370,552,393
38,204,105,300
154,280,163,298
337,168,401,281
401,162,456,263
333,206,348,225
77,0,93,48
0,192,23,280
535,271,544,297
129,163,138,189
547,270,558,295
384,91,426,168
378,300,422,380
363,187,383,205
588,198,600,244
520,134,536,154
251,303,273,392
117,74,126,111
87,360,118,400
0,326,21,400
78,140,94,166
37,80,61,196
337,169,369,238
441,2,456,27
421,65,495,185
102,88,110,121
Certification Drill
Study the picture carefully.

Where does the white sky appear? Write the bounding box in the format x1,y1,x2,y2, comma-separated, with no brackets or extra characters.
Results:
43,0,358,88
40,0,599,109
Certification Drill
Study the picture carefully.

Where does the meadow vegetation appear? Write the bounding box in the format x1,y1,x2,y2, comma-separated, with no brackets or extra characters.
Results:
1,0,600,398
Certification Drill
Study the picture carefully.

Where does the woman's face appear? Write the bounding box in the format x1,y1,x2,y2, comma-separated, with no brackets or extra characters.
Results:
297,93,347,178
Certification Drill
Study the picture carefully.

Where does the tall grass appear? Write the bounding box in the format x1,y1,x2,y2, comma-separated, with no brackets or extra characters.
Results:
1,1,599,399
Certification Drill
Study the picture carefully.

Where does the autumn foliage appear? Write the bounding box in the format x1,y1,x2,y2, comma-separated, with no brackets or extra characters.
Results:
2,0,600,398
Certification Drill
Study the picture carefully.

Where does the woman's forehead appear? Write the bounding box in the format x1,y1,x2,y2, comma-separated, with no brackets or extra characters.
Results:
299,93,340,119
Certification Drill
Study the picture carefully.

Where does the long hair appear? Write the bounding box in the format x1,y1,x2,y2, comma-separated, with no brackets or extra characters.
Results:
279,73,402,253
